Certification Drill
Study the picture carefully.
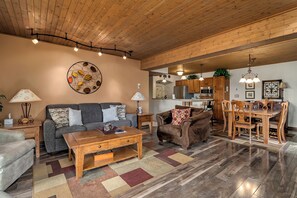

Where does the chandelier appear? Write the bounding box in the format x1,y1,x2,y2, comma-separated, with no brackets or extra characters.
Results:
239,54,260,83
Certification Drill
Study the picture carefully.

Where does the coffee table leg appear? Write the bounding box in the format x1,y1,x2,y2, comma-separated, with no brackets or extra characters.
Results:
75,149,84,179
137,136,142,159
68,149,72,161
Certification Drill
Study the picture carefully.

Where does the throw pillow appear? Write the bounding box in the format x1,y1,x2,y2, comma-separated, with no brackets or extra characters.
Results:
69,108,83,126
102,107,119,123
110,105,127,120
48,108,69,128
171,108,191,126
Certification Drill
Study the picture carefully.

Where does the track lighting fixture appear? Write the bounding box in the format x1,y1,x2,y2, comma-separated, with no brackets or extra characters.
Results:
32,33,39,44
123,52,127,60
74,43,78,52
30,29,133,59
98,48,103,56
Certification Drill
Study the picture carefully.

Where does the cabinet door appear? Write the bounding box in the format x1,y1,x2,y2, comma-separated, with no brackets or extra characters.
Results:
176,80,182,86
193,79,200,93
187,80,195,93
205,78,213,87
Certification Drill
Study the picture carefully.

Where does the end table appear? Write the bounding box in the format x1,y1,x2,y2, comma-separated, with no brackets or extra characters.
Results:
137,113,153,135
2,121,41,158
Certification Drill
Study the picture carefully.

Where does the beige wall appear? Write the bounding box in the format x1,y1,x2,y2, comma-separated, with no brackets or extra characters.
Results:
0,34,148,121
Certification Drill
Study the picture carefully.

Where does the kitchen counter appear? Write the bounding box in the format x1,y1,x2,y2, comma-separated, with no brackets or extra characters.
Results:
150,98,213,120
152,98,213,101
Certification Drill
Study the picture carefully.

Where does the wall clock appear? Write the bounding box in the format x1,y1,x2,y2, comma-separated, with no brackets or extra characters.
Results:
262,80,282,99
67,61,103,94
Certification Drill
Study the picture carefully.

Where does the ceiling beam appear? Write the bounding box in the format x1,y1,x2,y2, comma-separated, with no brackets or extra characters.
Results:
141,8,297,70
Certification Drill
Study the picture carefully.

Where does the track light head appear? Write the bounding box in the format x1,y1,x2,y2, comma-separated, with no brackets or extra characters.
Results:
123,53,127,60
74,43,78,52
32,38,38,44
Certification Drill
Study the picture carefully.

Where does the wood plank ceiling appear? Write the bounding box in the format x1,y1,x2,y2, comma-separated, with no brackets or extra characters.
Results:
168,38,297,75
1,0,297,59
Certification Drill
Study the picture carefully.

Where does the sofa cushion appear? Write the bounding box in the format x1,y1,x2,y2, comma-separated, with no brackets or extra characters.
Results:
69,108,83,126
102,107,119,122
48,108,69,128
110,105,127,120
46,104,79,119
100,102,122,110
171,108,191,125
0,139,35,168
158,124,181,137
79,103,103,124
109,120,132,127
55,125,87,138
84,122,105,131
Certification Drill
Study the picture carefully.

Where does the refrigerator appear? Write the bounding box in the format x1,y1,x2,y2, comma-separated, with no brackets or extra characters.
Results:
174,86,194,99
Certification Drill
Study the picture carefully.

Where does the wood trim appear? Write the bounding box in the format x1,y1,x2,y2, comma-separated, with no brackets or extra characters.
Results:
141,9,297,70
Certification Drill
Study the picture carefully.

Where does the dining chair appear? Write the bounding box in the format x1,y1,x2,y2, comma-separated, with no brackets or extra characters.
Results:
256,101,289,143
232,101,256,144
221,100,231,133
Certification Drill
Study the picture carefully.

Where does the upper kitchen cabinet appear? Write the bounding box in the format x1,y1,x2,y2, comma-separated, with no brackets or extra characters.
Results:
176,79,199,93
200,77,213,87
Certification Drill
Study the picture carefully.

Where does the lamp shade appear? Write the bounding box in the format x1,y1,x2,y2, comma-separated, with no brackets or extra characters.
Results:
279,82,287,89
10,89,41,103
131,92,145,101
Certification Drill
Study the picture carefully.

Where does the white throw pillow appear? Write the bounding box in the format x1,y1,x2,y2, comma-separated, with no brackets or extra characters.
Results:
102,107,119,123
69,108,83,126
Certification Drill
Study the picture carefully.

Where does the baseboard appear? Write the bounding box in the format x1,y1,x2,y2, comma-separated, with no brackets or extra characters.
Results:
288,127,297,131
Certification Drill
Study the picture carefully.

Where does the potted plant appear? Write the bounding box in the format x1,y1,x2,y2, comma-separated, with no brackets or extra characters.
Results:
187,74,198,79
213,68,231,78
0,94,6,112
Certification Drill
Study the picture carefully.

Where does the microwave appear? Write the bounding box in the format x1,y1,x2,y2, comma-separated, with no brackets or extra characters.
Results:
200,87,213,97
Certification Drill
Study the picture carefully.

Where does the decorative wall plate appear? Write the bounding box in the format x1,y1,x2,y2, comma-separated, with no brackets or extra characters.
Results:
67,61,102,94
262,79,281,99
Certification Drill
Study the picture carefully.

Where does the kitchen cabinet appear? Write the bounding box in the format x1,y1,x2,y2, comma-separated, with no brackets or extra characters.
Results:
200,77,213,87
213,76,230,121
193,79,200,93
175,79,200,93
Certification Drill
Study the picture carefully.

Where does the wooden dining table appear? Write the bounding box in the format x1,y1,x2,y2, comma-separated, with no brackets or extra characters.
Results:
224,109,281,144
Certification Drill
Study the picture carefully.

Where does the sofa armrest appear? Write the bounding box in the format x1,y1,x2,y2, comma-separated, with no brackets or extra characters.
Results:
126,114,137,128
0,129,25,144
43,119,56,153
156,110,172,126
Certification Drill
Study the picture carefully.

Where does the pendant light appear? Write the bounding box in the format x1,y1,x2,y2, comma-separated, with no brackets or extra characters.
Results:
239,54,260,83
74,42,78,52
199,64,204,81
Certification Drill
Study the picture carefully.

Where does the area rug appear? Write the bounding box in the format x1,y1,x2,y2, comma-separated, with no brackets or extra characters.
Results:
32,145,194,198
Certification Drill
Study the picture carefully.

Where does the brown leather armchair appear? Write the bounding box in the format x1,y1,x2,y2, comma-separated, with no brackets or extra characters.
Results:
156,106,212,149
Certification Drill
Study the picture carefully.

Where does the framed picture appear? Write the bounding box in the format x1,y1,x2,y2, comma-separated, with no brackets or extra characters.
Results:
262,80,282,99
245,82,255,89
245,91,255,99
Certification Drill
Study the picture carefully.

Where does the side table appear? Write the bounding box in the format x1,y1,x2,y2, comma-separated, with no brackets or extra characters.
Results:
2,121,41,158
137,113,153,135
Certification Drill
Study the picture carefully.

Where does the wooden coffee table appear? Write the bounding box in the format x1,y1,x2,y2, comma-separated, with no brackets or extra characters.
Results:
63,126,145,179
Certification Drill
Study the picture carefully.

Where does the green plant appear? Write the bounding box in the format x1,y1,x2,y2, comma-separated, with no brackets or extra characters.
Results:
187,74,198,79
0,94,6,112
213,68,231,78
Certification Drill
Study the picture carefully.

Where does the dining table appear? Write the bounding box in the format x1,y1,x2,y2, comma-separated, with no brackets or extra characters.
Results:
224,109,281,144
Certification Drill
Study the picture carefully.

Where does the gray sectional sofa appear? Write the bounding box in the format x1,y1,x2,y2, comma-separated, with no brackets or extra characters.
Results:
0,130,35,193
43,102,137,153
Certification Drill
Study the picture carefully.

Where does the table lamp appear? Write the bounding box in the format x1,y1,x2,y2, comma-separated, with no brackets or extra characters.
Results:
131,83,145,114
9,89,41,124
279,82,287,102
